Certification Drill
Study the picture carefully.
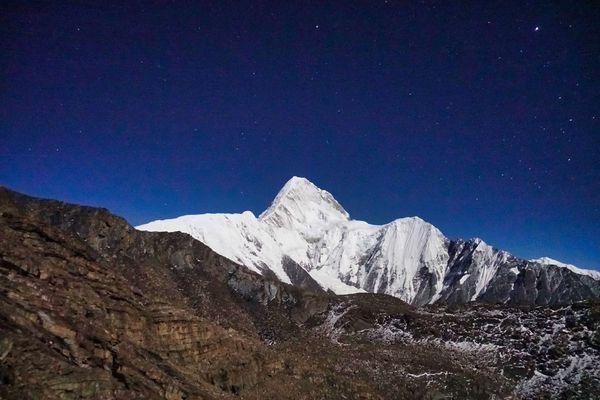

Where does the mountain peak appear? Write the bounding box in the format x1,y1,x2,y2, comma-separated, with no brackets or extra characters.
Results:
259,177,349,230
284,175,313,187
276,176,328,196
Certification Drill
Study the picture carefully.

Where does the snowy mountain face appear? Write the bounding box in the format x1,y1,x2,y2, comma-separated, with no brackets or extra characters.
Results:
137,177,600,306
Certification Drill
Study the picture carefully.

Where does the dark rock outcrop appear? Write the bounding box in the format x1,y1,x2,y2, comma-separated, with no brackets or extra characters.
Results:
281,255,324,294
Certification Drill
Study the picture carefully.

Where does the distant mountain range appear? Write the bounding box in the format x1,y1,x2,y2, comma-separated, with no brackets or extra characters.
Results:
138,177,600,306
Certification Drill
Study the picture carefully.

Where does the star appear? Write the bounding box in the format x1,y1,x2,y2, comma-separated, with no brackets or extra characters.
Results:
534,26,540,32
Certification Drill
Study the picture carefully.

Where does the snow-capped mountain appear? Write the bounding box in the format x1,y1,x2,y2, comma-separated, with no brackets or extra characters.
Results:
137,177,600,305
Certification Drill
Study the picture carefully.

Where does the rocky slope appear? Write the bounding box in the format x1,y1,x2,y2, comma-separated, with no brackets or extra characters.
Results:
1,186,599,399
138,177,600,306
318,295,600,399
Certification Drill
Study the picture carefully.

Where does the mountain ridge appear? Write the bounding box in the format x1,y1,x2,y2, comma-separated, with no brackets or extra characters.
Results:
138,177,600,306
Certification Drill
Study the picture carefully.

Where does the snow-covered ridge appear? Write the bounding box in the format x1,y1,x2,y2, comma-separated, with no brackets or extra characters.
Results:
137,177,599,304
531,257,600,280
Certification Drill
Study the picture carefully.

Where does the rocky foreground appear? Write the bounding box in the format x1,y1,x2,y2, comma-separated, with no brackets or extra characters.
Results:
0,186,598,399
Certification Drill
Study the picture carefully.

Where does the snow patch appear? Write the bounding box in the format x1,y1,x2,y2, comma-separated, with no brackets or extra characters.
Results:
309,268,366,294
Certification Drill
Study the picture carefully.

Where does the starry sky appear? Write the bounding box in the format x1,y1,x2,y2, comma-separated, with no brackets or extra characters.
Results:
1,1,599,268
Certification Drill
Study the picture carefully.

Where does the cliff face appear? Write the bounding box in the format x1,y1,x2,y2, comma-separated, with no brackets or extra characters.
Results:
0,187,598,399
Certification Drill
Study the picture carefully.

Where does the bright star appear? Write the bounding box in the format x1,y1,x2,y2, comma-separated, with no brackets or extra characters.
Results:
534,26,540,32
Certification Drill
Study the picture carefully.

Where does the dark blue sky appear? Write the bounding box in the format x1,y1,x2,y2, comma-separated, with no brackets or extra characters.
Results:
1,1,598,268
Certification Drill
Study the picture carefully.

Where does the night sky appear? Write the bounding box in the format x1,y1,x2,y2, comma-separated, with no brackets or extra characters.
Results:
1,2,599,268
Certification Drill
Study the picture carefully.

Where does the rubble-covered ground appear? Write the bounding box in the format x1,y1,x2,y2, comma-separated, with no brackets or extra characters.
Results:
312,295,600,399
